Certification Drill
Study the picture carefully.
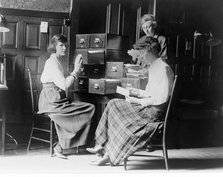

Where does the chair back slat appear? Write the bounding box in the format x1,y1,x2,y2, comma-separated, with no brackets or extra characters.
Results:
27,68,35,114
162,75,178,143
27,68,41,114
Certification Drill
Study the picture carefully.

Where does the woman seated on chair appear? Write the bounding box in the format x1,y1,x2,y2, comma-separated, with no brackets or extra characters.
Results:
86,36,174,166
38,34,95,159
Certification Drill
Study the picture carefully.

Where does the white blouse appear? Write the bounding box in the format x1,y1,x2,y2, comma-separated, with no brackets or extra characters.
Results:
138,58,174,107
40,53,74,91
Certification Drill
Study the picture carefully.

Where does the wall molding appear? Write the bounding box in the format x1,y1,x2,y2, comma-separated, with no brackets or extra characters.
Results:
0,7,69,19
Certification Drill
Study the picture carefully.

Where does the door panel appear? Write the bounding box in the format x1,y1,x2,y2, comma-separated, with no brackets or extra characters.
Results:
2,22,18,49
25,23,41,49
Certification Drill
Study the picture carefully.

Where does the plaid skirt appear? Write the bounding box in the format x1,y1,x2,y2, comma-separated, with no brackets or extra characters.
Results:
38,83,95,149
95,98,164,165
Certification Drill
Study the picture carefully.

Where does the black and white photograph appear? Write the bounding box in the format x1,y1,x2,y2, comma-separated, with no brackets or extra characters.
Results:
0,0,223,177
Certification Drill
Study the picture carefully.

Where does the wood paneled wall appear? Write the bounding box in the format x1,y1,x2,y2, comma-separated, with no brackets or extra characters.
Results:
0,8,69,123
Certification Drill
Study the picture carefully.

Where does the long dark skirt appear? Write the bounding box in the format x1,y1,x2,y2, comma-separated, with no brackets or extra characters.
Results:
38,83,95,149
95,98,164,165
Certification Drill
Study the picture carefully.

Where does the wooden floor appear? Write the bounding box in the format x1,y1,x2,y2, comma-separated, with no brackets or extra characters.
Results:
1,117,223,177
0,143,223,176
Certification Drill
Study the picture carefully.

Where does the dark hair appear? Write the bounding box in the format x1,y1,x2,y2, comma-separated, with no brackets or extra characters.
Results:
47,34,68,53
133,36,161,57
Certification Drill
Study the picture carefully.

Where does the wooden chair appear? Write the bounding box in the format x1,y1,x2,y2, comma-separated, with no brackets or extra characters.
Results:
123,75,178,171
26,68,56,156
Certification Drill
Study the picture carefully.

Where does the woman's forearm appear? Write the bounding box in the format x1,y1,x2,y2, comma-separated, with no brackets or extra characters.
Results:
128,96,153,107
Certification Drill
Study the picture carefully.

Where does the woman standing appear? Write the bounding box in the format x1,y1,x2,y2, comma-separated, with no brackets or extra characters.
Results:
39,34,95,159
87,37,173,166
128,14,167,64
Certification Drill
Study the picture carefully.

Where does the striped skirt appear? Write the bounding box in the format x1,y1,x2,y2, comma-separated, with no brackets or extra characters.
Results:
95,98,164,165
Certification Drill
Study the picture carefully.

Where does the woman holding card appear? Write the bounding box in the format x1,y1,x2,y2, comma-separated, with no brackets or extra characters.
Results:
86,36,174,166
39,34,95,159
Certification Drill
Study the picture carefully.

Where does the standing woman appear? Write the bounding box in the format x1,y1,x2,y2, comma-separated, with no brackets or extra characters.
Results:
128,14,167,64
38,34,95,159
140,14,167,60
87,37,173,166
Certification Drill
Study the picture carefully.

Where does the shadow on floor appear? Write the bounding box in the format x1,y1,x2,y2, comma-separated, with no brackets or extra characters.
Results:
125,158,223,171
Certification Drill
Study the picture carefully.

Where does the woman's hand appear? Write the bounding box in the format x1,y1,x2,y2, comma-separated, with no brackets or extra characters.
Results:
70,54,83,78
126,96,149,107
127,87,141,97
73,54,83,74
127,49,140,63
125,96,140,104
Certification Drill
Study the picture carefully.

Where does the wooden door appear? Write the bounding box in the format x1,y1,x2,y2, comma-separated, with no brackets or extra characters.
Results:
0,9,68,124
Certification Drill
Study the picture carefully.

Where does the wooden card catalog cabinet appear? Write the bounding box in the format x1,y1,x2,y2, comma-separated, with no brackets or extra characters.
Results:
74,33,129,95
75,33,129,65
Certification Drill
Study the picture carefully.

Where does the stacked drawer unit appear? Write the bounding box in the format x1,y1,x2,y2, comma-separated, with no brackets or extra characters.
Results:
74,33,129,95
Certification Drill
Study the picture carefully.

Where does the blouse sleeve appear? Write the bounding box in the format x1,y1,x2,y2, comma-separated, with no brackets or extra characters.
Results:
41,59,75,91
137,66,173,107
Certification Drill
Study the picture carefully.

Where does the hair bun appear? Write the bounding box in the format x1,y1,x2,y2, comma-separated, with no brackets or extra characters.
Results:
133,36,161,57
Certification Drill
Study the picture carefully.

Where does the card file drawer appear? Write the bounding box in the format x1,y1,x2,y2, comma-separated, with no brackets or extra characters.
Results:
89,78,121,95
90,34,106,48
88,64,105,78
75,49,105,64
121,77,148,90
76,34,90,49
106,62,124,79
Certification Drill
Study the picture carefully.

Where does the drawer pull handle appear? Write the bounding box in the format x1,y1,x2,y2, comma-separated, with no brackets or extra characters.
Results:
79,38,85,44
111,66,118,72
93,68,99,73
79,80,84,85
94,83,100,89
94,38,100,44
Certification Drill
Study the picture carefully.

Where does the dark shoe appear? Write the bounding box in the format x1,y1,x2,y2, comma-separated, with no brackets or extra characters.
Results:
86,145,104,156
146,145,155,152
53,147,68,159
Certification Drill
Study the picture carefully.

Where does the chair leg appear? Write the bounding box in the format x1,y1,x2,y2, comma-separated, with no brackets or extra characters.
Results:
50,120,54,157
124,158,128,170
163,146,169,170
27,122,34,152
76,146,79,154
